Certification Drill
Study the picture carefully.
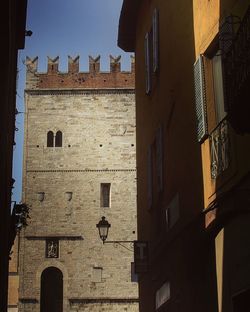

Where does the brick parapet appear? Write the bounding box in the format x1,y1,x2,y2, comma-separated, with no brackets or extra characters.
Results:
26,55,135,90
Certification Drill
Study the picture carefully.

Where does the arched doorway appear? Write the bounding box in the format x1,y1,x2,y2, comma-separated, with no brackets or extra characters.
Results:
40,267,63,312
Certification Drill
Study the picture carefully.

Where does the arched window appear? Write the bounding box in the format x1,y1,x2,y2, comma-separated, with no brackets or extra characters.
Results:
55,131,62,147
40,267,63,312
47,131,54,147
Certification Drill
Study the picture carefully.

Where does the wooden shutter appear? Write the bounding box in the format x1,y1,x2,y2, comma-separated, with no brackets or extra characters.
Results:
152,8,159,73
194,55,208,142
145,32,151,94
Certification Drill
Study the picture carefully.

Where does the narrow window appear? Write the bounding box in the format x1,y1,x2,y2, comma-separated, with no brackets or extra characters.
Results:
47,131,54,147
156,125,163,192
212,53,226,124
55,131,62,147
155,281,171,310
152,8,159,72
165,193,180,230
145,31,152,94
100,183,111,208
147,145,153,210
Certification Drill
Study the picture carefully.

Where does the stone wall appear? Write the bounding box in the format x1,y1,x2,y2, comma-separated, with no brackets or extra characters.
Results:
18,57,138,311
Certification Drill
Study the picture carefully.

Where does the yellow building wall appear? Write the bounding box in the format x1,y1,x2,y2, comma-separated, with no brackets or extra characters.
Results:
8,237,19,311
193,0,250,213
193,1,250,310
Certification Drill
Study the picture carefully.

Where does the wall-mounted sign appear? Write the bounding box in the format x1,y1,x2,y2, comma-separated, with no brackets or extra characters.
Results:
134,241,148,273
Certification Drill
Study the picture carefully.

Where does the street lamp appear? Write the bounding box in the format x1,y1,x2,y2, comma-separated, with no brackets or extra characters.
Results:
96,216,134,246
96,216,149,273
96,216,111,243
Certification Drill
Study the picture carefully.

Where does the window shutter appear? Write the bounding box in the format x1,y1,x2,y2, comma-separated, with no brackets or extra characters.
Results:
152,8,159,73
145,32,151,94
147,145,153,209
194,55,208,142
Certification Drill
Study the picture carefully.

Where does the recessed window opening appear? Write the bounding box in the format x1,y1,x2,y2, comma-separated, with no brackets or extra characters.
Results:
55,131,62,147
212,52,226,123
101,183,111,208
155,281,171,310
47,130,63,147
47,131,54,147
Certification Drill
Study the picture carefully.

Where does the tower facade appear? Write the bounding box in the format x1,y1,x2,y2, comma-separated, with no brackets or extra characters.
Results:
18,55,138,312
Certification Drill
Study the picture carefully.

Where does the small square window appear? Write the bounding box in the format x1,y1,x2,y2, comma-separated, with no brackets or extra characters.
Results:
100,183,111,208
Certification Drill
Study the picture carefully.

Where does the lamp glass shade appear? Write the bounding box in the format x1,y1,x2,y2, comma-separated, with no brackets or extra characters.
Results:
96,216,111,242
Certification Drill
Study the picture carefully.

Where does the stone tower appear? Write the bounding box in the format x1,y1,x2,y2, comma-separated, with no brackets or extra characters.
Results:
18,55,138,312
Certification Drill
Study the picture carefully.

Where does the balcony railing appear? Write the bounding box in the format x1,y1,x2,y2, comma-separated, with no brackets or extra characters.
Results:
210,118,230,179
223,6,250,133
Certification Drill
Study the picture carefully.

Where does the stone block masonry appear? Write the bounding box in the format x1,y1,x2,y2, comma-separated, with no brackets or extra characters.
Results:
18,56,138,312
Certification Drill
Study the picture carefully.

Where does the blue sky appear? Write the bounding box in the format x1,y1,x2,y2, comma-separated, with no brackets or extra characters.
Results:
13,0,131,202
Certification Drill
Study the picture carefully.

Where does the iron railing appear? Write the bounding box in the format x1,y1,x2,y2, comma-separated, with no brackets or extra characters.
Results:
210,118,230,179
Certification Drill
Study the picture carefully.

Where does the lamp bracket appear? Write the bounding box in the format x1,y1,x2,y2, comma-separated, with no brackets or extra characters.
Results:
103,240,135,251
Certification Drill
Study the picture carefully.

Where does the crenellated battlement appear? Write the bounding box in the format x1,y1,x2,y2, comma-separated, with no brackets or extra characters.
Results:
25,55,135,90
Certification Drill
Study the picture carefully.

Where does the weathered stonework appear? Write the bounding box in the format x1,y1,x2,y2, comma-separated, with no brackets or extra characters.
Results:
19,56,138,311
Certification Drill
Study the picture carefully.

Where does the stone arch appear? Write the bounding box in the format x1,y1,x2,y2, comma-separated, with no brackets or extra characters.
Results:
35,261,68,311
40,266,63,312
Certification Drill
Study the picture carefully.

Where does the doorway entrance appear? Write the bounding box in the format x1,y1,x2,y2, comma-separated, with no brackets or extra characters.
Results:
40,267,63,312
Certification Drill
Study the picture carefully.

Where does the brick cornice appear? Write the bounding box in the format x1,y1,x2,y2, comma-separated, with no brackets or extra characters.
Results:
25,88,135,96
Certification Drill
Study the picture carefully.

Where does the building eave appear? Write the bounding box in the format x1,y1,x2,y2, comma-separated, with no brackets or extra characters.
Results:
118,0,142,52
16,0,28,49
